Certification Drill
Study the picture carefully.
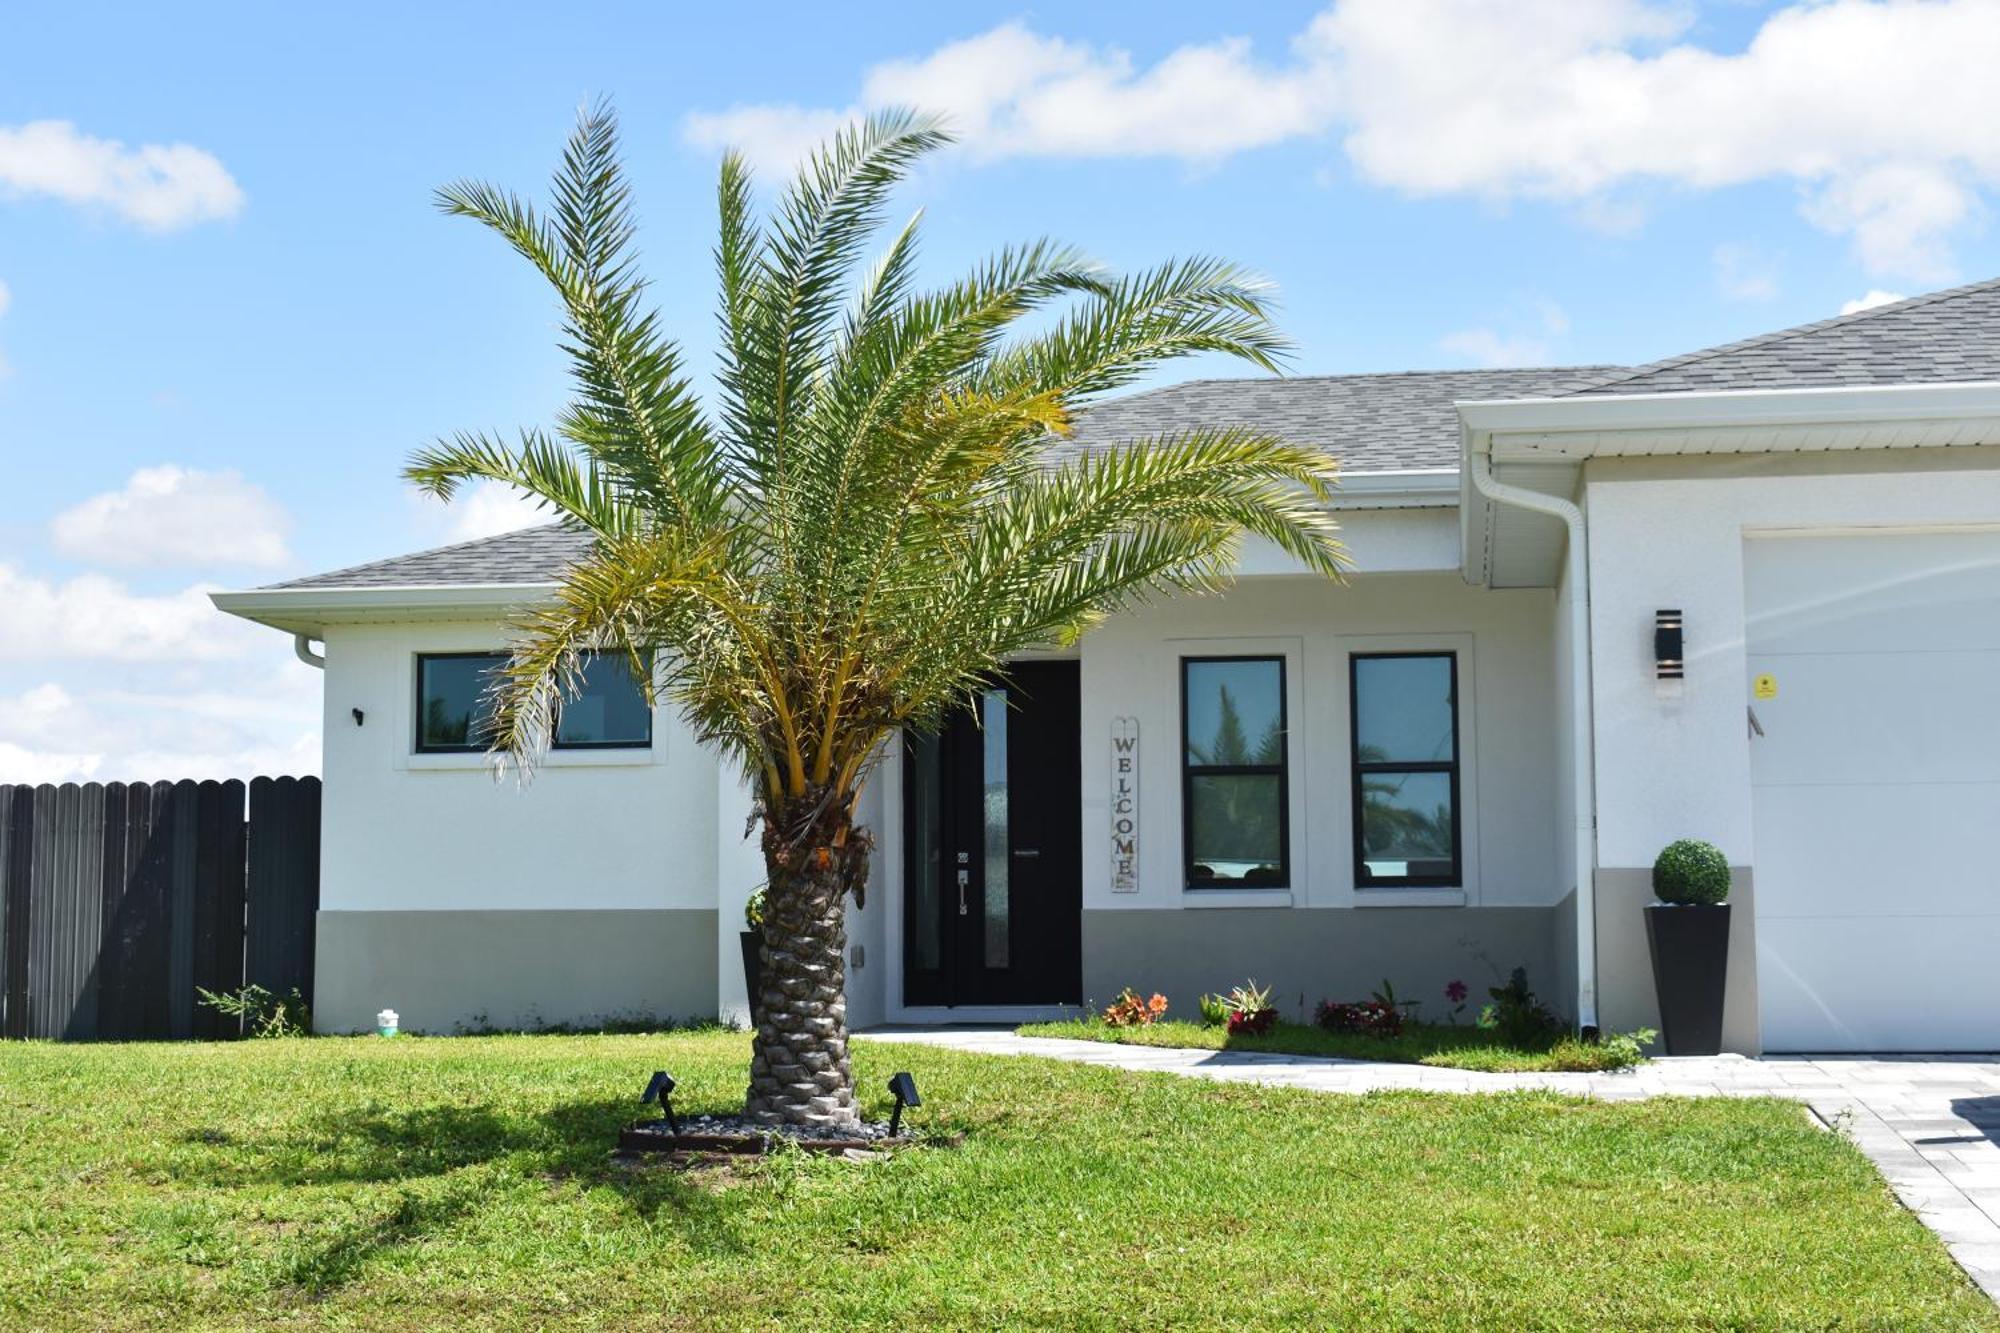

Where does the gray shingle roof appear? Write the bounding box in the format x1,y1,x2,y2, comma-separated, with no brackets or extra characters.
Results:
268,367,1613,591
1056,367,1617,472
260,275,2000,593
1564,277,2000,396
266,522,592,590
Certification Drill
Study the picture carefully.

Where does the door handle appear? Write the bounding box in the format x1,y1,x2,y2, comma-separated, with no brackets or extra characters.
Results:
957,867,969,915
1011,848,1040,858
1747,705,1764,738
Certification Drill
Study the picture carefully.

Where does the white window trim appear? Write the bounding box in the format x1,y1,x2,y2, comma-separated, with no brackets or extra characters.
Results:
1167,634,1306,907
1338,631,1479,906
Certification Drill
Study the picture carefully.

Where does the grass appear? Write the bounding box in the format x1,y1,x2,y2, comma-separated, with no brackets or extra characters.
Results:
2,1032,1993,1330
1018,1017,1653,1072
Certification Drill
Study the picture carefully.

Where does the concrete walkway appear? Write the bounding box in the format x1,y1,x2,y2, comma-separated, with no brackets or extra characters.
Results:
862,1026,2000,1301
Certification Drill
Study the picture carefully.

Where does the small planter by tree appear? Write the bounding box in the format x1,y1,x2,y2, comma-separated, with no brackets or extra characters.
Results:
740,887,766,1027
1645,839,1732,1056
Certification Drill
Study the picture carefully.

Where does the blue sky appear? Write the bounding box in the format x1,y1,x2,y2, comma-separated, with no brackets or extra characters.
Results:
4,0,1998,780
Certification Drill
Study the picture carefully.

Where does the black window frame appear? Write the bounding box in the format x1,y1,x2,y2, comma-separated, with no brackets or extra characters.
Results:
1348,650,1462,890
1179,655,1290,891
413,651,654,754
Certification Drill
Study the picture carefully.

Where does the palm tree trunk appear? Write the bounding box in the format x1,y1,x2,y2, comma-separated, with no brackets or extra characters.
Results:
745,850,859,1129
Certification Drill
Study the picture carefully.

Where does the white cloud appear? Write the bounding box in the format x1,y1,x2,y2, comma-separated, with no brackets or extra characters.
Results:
683,104,860,180
428,480,552,543
0,480,319,785
1840,288,1908,315
0,685,99,783
1713,243,1780,301
52,465,292,569
687,1,2000,281
1439,297,1569,367
0,564,263,663
1438,328,1552,368
687,23,1333,175
0,119,243,229
0,671,321,786
0,741,101,785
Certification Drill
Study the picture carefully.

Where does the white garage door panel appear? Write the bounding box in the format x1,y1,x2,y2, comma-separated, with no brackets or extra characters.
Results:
1758,918,2000,1052
1747,529,2000,1052
1748,652,2000,787
1752,782,2000,919
1747,531,2000,655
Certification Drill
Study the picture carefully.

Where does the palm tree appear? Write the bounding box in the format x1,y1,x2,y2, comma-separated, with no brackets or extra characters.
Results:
407,104,1348,1129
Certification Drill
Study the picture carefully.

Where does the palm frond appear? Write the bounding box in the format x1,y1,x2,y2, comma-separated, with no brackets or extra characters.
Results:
415,104,1347,820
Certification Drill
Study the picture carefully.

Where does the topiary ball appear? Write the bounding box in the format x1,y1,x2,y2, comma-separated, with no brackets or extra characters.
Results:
1652,838,1731,905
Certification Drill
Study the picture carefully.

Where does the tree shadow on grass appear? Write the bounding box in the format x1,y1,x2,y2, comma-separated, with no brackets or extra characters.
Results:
172,1096,762,1297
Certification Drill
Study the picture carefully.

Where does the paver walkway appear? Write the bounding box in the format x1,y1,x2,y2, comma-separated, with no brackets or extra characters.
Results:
862,1026,2000,1301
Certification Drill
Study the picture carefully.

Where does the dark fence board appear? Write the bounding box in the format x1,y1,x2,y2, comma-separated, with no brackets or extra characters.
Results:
166,781,200,1040
0,776,316,1041
246,777,320,1005
1,786,27,1038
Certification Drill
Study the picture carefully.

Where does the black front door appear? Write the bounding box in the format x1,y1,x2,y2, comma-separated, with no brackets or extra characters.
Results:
903,661,1081,1007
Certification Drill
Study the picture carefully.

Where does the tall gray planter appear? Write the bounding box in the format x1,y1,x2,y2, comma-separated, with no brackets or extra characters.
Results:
1645,903,1730,1056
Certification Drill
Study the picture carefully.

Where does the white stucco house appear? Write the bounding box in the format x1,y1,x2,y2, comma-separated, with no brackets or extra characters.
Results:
213,279,2000,1054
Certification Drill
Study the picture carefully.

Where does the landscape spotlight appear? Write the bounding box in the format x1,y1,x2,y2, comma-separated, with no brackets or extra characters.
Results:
640,1070,681,1136
887,1071,921,1136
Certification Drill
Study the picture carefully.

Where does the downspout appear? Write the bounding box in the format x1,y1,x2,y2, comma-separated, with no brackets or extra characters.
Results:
293,634,326,669
1466,449,1599,1033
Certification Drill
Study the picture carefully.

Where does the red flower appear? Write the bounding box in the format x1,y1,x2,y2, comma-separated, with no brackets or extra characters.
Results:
1446,979,1469,1004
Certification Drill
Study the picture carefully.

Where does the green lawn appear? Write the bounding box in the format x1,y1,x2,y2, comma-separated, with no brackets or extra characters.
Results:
1018,1016,1652,1071
2,1032,1992,1330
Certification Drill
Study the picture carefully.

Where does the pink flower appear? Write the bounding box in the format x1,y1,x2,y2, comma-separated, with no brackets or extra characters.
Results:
1445,979,1469,1004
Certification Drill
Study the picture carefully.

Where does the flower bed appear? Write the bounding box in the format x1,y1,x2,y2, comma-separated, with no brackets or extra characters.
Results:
1017,1018,1651,1073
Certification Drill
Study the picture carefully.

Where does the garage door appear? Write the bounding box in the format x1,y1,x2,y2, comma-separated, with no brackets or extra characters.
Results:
1747,530,2000,1052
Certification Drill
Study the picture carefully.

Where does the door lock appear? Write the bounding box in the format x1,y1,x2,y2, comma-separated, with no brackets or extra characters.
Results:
957,867,969,915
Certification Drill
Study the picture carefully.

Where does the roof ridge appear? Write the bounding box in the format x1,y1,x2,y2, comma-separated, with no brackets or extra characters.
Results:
1562,276,2000,396
258,519,572,590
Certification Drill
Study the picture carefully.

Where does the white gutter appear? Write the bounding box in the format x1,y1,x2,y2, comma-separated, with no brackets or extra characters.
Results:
1465,448,1599,1033
1458,378,2000,435
1327,468,1461,509
293,635,326,669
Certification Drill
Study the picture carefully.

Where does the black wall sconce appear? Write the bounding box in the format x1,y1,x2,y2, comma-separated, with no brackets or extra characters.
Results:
1655,609,1685,685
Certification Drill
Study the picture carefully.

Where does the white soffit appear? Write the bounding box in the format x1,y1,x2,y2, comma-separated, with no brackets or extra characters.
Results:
209,584,557,637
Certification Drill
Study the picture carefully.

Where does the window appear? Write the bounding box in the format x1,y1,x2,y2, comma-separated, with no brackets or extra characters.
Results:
416,653,504,752
414,652,652,753
1349,652,1460,888
552,654,654,748
1181,657,1288,888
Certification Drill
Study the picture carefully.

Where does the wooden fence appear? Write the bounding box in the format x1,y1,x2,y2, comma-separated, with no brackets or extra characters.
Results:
0,776,320,1040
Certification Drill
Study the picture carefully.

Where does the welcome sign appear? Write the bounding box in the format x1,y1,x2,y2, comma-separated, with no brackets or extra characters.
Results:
1111,716,1139,892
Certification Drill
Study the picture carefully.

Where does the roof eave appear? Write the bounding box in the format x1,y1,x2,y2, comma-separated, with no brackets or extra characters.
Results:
1460,380,2000,455
210,583,559,637
1458,380,2000,585
1329,468,1460,509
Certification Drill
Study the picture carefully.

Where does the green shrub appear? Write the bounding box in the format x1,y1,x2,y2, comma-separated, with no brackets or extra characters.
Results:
1475,967,1562,1046
1546,1028,1656,1072
1197,993,1230,1026
1652,839,1731,905
195,984,310,1038
743,886,766,930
